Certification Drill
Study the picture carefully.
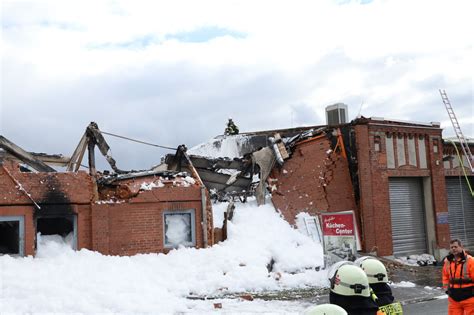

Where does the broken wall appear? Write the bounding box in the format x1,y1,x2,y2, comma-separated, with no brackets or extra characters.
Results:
269,136,356,225
0,161,212,256
92,177,208,255
0,161,94,255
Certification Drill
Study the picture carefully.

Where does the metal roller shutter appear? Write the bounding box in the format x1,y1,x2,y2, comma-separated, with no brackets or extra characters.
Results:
389,177,427,256
446,176,474,249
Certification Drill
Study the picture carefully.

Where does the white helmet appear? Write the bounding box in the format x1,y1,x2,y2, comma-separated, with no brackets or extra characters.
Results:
353,256,371,266
357,257,388,284
303,304,348,315
327,261,354,281
330,264,370,297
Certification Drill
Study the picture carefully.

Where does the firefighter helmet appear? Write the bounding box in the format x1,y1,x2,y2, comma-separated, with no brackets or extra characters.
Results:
330,264,370,297
327,261,354,281
356,257,388,284
303,303,348,315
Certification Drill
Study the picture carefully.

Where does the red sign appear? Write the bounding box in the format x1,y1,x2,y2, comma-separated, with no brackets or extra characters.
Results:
321,213,355,236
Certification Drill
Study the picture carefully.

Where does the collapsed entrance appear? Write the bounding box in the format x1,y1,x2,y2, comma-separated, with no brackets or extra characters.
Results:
0,216,24,256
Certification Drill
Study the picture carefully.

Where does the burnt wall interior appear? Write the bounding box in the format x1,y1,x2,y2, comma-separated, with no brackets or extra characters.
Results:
35,175,76,240
38,175,75,216
340,125,360,203
0,220,20,254
36,216,74,237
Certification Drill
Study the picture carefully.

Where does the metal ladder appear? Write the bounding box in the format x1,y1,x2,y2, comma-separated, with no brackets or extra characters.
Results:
439,89,474,172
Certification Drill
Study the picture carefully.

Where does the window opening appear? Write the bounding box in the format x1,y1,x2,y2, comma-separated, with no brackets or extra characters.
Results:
36,215,77,249
163,209,196,248
0,216,24,256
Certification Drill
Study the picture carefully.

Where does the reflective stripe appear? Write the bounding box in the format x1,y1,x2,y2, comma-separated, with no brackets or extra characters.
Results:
445,255,473,286
379,302,403,315
367,273,387,281
370,288,378,302
450,278,473,284
338,280,367,293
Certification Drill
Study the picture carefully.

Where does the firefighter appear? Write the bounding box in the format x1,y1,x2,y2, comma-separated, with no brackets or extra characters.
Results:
442,239,474,315
329,264,381,315
303,303,348,315
355,257,395,307
224,118,239,135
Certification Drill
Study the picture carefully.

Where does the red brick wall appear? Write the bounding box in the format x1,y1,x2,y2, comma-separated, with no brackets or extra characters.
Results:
93,175,208,255
0,162,93,205
0,205,35,256
428,136,450,249
92,197,203,256
355,122,450,255
354,124,379,253
0,162,94,255
0,162,207,256
76,204,92,250
270,136,356,225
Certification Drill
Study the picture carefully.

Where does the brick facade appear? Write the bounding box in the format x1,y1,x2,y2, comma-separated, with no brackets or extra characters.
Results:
2,120,469,258
92,182,205,255
270,119,456,257
270,135,356,225
0,161,93,256
354,119,450,256
0,161,209,256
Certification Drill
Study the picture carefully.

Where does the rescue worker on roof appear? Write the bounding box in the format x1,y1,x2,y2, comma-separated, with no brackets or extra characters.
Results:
328,263,381,315
442,239,474,315
224,118,239,135
355,257,395,307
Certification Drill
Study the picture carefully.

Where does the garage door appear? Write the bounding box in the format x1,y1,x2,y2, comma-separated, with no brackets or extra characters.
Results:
389,177,427,256
446,177,474,249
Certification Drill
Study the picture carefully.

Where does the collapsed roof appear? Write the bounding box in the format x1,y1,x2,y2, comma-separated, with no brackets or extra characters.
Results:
166,126,341,203
0,122,196,189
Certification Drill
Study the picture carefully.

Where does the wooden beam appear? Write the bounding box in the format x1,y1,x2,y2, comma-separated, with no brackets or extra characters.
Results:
66,133,88,171
0,151,70,167
88,140,96,176
0,136,56,172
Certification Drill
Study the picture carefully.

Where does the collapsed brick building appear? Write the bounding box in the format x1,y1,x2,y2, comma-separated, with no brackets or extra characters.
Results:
0,125,213,257
187,115,473,259
1,116,472,260
259,117,473,258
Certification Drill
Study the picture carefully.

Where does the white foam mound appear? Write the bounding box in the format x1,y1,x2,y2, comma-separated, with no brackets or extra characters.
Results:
188,134,251,158
1,198,327,313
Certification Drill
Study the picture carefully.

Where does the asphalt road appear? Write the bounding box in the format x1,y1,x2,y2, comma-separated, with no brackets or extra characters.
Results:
403,297,448,315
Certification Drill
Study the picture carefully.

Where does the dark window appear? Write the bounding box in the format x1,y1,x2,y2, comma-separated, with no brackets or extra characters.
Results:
37,216,74,237
0,216,24,256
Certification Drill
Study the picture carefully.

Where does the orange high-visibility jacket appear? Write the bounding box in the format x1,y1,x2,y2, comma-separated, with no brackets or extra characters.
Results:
442,251,474,301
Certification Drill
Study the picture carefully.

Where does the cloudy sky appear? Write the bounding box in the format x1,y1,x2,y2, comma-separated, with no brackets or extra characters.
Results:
1,0,472,171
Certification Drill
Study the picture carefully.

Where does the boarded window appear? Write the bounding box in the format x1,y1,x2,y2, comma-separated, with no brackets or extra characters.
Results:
397,135,406,166
386,134,395,169
374,136,381,152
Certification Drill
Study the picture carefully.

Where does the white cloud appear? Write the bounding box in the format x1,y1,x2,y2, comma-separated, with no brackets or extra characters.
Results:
1,0,473,169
